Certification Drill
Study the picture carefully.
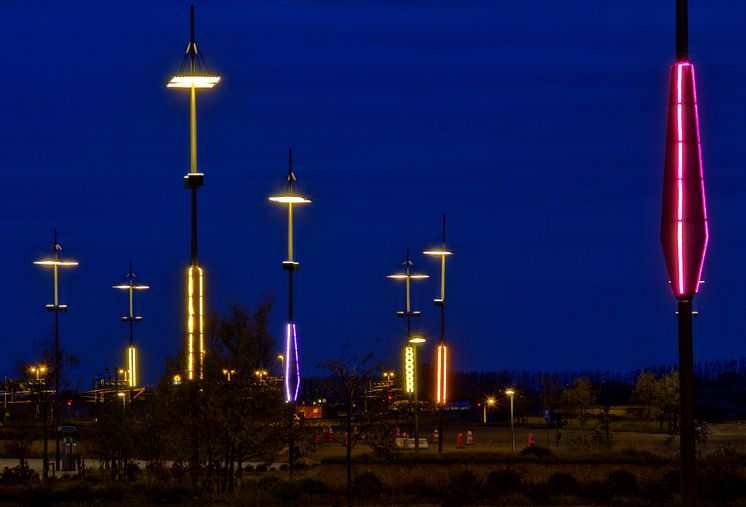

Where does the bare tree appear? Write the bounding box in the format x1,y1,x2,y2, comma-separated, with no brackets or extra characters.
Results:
320,350,385,507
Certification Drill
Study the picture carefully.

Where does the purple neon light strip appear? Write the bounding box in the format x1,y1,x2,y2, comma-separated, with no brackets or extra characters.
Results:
285,323,300,402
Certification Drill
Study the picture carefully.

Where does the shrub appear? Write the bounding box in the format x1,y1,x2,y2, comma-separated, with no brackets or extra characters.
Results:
579,480,611,502
400,477,436,500
608,470,637,494
1,465,39,482
486,467,523,494
547,472,576,495
351,471,383,499
270,480,301,503
520,445,554,459
442,469,483,506
147,483,192,504
697,448,746,502
297,478,328,496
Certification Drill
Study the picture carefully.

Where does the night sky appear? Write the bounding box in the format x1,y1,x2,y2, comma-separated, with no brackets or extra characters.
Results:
3,1,746,387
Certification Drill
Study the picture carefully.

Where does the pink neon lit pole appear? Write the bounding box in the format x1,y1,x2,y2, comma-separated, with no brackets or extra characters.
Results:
659,2,708,505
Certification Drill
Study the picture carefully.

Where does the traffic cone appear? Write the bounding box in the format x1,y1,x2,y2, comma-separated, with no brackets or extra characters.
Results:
466,430,474,445
456,432,465,449
432,429,440,443
527,433,535,447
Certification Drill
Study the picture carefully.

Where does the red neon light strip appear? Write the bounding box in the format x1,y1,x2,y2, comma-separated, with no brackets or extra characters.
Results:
676,64,685,296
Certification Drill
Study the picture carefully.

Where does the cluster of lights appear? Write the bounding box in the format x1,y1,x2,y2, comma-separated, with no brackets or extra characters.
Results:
404,346,415,393
186,265,204,380
127,346,137,387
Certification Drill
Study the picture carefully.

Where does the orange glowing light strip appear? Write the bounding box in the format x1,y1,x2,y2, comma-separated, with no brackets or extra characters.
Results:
128,346,137,387
404,346,415,393
186,265,204,380
436,345,447,405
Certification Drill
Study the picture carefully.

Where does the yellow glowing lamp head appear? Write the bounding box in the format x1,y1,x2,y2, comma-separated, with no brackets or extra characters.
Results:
167,74,221,89
386,273,429,280
33,259,79,267
409,336,426,344
487,398,496,406
269,194,311,204
505,389,515,396
113,284,150,290
423,249,454,257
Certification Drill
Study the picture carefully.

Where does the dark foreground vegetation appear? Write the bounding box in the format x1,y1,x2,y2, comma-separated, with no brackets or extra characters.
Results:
2,447,746,506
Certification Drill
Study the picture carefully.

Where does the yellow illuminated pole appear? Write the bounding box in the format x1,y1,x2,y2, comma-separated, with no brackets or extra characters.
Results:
424,215,454,453
113,262,149,389
34,229,77,474
269,148,311,476
29,365,48,481
484,398,495,424
167,5,220,382
506,389,516,452
388,250,428,452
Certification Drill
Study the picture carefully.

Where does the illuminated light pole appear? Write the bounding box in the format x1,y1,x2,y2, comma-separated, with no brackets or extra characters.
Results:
483,398,495,424
34,228,78,472
423,215,454,453
113,263,150,389
388,250,428,452
277,354,285,378
269,148,311,474
167,4,221,382
505,389,515,452
29,365,48,480
659,1,708,505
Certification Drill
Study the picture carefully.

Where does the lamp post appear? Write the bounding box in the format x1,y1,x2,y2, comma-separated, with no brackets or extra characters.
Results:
277,354,285,378
34,228,78,472
167,4,221,383
270,148,311,475
505,389,515,452
483,398,495,424
388,251,428,452
30,365,48,480
113,262,149,390
659,1,709,505
424,215,454,453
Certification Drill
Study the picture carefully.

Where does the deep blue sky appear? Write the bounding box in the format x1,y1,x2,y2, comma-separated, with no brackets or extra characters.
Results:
3,1,746,387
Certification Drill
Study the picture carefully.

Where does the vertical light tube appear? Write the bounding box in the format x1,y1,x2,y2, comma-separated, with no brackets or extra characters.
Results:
404,346,415,393
284,323,300,402
187,267,195,380
128,346,137,388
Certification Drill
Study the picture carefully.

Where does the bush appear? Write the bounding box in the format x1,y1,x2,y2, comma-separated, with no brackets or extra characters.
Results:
520,445,554,459
296,478,328,496
147,483,192,504
442,469,483,506
1,465,39,482
608,470,636,494
697,448,746,502
486,467,523,494
547,472,576,495
579,480,611,502
270,480,301,503
351,471,383,499
401,477,436,500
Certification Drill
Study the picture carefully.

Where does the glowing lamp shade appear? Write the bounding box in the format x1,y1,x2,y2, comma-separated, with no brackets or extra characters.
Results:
167,74,221,88
33,260,79,267
660,63,708,300
269,195,311,204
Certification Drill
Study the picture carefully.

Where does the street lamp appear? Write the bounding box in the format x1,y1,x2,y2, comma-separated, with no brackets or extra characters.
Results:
423,215,454,453
270,148,311,476
34,228,78,472
659,1,709,505
388,249,428,452
29,365,48,481
269,148,311,403
505,389,515,452
483,398,495,424
113,263,149,388
168,4,221,382
277,354,285,378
